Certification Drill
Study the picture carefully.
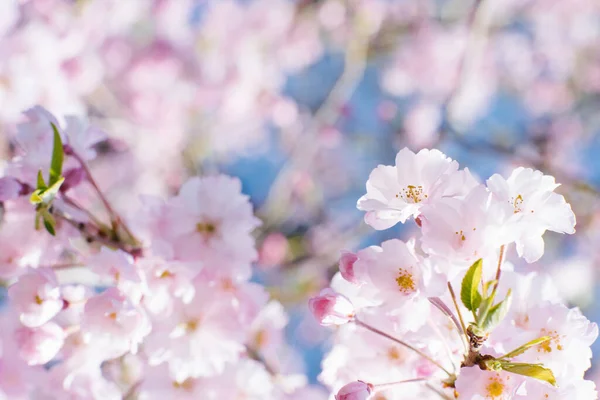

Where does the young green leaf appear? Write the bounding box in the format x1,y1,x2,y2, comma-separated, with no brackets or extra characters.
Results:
480,289,512,332
40,208,57,236
43,217,56,236
461,258,483,312
500,362,557,386
499,336,552,360
37,169,47,190
49,123,64,186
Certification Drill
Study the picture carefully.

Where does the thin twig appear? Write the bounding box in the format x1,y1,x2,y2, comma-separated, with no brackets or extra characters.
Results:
68,149,138,244
447,283,468,340
428,297,468,353
426,383,453,400
490,244,506,300
427,319,458,373
246,345,278,377
259,10,372,226
372,378,428,390
354,319,453,377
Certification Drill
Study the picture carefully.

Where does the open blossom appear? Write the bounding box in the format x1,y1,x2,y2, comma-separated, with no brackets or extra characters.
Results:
158,175,261,280
319,147,597,399
503,302,598,386
14,322,65,365
357,148,477,229
487,167,576,262
145,280,250,380
8,268,63,327
455,368,525,399
82,288,150,358
353,239,443,302
335,381,373,400
517,379,598,399
420,185,515,269
309,288,355,326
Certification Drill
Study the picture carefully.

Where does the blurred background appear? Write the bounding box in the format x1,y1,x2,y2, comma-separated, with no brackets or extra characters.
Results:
1,0,600,387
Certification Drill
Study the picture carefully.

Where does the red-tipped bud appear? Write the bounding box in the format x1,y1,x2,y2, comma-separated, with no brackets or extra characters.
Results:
335,381,373,400
308,288,355,326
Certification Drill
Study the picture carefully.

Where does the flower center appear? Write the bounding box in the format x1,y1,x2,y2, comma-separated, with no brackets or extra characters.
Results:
510,194,524,214
184,319,200,333
396,185,427,203
158,269,173,279
537,328,563,353
485,375,505,398
34,295,43,305
387,347,404,362
172,378,194,391
395,268,416,294
196,221,217,237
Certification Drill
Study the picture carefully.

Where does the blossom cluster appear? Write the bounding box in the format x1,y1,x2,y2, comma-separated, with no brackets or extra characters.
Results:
0,107,325,399
311,148,598,399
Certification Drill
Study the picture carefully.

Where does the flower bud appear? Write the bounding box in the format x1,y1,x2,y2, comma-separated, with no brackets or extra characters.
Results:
335,381,373,400
308,288,355,326
339,251,359,284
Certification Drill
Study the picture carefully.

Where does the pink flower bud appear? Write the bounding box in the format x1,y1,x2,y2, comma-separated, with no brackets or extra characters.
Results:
308,288,355,326
335,381,373,400
339,251,359,284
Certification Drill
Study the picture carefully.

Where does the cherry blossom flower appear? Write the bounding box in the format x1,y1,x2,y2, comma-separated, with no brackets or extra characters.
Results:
14,322,65,365
455,368,525,399
487,167,576,263
8,268,63,328
81,288,150,358
357,148,461,229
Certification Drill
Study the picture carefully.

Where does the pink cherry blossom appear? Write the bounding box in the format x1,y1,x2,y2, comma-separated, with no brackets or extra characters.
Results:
8,268,63,327
14,322,65,365
357,148,461,229
81,287,150,358
487,167,576,263
455,367,524,400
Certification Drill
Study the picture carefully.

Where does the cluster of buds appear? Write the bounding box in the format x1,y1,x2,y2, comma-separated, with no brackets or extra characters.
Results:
310,148,598,399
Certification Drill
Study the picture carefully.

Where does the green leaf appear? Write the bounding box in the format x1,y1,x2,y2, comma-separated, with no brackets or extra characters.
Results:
500,362,557,386
461,259,483,312
480,289,512,332
40,208,56,236
49,123,64,186
500,336,552,360
43,217,56,236
37,169,47,190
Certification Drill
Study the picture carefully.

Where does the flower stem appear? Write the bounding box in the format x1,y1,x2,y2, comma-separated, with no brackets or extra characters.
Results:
447,283,468,339
429,297,468,353
354,318,453,377
490,244,506,300
372,378,428,390
68,149,138,244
